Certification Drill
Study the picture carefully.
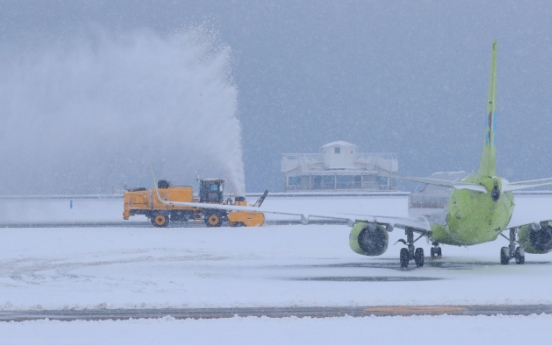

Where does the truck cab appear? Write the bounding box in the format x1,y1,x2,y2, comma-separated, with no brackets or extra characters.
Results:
199,179,225,203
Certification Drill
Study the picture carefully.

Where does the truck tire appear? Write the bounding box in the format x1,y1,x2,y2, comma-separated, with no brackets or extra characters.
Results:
205,213,222,227
152,213,169,227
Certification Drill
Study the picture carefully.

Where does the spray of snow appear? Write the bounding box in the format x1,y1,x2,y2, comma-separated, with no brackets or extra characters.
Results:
0,28,246,195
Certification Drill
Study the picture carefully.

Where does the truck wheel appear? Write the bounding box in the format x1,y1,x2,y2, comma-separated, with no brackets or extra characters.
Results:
152,213,169,227
205,213,222,227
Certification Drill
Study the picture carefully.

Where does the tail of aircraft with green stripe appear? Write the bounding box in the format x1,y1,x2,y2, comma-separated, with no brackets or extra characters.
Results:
478,40,498,177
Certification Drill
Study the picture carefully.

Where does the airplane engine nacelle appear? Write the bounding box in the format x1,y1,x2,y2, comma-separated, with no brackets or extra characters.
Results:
349,222,389,256
518,223,552,254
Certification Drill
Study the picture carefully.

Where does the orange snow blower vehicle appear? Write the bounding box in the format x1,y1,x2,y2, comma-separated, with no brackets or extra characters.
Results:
123,178,267,228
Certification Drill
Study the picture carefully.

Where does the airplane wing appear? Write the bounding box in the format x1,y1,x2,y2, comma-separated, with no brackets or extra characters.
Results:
149,168,429,233
503,178,552,192
384,175,488,193
505,198,552,229
330,212,431,233
498,177,552,228
152,187,430,233
506,217,552,230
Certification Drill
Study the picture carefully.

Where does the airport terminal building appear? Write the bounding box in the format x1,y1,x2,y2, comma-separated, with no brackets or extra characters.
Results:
280,141,398,192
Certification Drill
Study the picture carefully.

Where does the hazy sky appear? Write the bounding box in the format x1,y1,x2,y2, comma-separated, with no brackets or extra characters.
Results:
1,1,552,193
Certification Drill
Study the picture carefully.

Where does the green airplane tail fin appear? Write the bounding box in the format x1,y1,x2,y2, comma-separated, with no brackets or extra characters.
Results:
477,41,498,177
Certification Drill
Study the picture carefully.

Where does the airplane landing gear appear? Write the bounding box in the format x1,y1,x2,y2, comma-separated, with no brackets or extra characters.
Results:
500,246,510,264
430,242,442,259
400,248,409,268
515,247,525,264
500,228,525,265
399,228,425,268
414,248,424,267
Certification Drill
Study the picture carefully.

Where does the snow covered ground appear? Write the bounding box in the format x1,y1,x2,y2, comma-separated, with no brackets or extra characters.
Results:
2,314,551,345
3,222,552,310
1,195,552,343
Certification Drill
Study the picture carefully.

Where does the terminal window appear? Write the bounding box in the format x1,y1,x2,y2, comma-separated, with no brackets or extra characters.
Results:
288,176,301,185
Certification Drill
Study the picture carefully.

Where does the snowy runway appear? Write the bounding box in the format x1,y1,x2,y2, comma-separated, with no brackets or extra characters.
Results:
2,195,552,343
2,223,552,310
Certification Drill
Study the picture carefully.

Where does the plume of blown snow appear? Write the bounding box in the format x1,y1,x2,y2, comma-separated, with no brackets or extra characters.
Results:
0,28,246,196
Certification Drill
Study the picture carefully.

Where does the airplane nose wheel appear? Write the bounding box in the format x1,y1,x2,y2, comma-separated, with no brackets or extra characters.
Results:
430,242,442,259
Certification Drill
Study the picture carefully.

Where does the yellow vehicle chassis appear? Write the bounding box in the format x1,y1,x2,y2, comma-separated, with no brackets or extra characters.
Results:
123,186,264,227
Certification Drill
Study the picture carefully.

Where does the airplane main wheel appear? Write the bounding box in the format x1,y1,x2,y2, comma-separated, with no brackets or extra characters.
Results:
500,247,510,265
436,247,442,257
400,248,410,268
430,247,436,258
514,247,525,265
152,213,169,227
414,248,424,267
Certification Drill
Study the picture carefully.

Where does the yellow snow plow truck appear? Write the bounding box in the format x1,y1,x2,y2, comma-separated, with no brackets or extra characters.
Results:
123,179,267,228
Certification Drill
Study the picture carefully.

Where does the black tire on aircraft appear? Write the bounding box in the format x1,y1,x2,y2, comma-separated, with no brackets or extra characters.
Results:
400,248,410,268
500,247,510,265
514,247,525,265
436,247,442,257
430,247,436,258
414,248,424,267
